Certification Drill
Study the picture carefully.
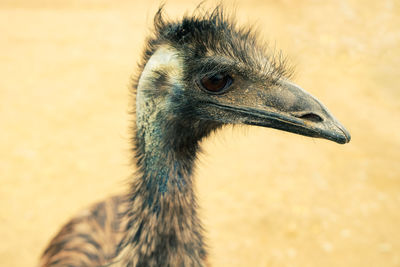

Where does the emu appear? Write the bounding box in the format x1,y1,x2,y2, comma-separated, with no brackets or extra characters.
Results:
39,6,350,267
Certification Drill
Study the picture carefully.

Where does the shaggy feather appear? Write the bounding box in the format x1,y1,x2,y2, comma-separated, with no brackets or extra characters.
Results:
40,5,298,267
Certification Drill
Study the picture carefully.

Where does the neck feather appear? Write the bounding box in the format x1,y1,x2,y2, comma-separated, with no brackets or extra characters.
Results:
114,46,208,267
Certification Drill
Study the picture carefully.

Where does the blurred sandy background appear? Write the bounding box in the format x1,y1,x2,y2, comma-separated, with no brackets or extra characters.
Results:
1,0,399,266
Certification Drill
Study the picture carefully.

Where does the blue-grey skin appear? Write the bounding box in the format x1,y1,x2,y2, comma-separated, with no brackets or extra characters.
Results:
40,6,350,267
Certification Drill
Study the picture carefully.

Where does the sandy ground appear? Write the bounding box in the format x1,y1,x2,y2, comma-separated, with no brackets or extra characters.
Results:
1,0,399,266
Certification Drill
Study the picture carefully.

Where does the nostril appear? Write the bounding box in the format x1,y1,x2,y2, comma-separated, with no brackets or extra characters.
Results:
298,113,323,123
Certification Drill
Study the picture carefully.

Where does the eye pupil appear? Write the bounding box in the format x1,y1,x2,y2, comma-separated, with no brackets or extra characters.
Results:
200,74,232,93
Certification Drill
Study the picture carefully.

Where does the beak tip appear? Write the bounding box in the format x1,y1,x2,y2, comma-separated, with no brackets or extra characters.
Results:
335,124,351,144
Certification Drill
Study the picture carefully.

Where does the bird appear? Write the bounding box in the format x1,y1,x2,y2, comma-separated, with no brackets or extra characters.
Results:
39,5,350,267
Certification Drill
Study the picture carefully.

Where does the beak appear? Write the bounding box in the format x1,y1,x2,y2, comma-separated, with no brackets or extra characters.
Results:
207,80,351,144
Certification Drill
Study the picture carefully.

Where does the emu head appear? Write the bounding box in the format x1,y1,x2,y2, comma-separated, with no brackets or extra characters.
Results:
135,7,350,151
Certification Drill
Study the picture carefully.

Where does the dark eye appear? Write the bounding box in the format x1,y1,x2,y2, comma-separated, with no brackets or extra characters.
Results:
199,74,233,93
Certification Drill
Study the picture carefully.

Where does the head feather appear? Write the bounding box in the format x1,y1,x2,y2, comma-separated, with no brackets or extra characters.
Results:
133,4,293,94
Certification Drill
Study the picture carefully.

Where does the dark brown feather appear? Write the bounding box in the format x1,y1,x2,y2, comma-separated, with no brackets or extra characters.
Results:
40,5,293,267
39,196,129,267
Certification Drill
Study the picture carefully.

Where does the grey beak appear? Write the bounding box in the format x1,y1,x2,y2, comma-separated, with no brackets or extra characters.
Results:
250,80,351,144
207,79,351,144
273,80,351,144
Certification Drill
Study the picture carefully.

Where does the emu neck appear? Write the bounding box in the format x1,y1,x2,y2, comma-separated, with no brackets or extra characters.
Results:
134,45,200,198
115,46,207,267
137,123,197,196
130,105,205,266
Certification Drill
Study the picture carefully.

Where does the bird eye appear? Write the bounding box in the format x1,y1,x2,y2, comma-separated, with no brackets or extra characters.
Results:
200,74,233,93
